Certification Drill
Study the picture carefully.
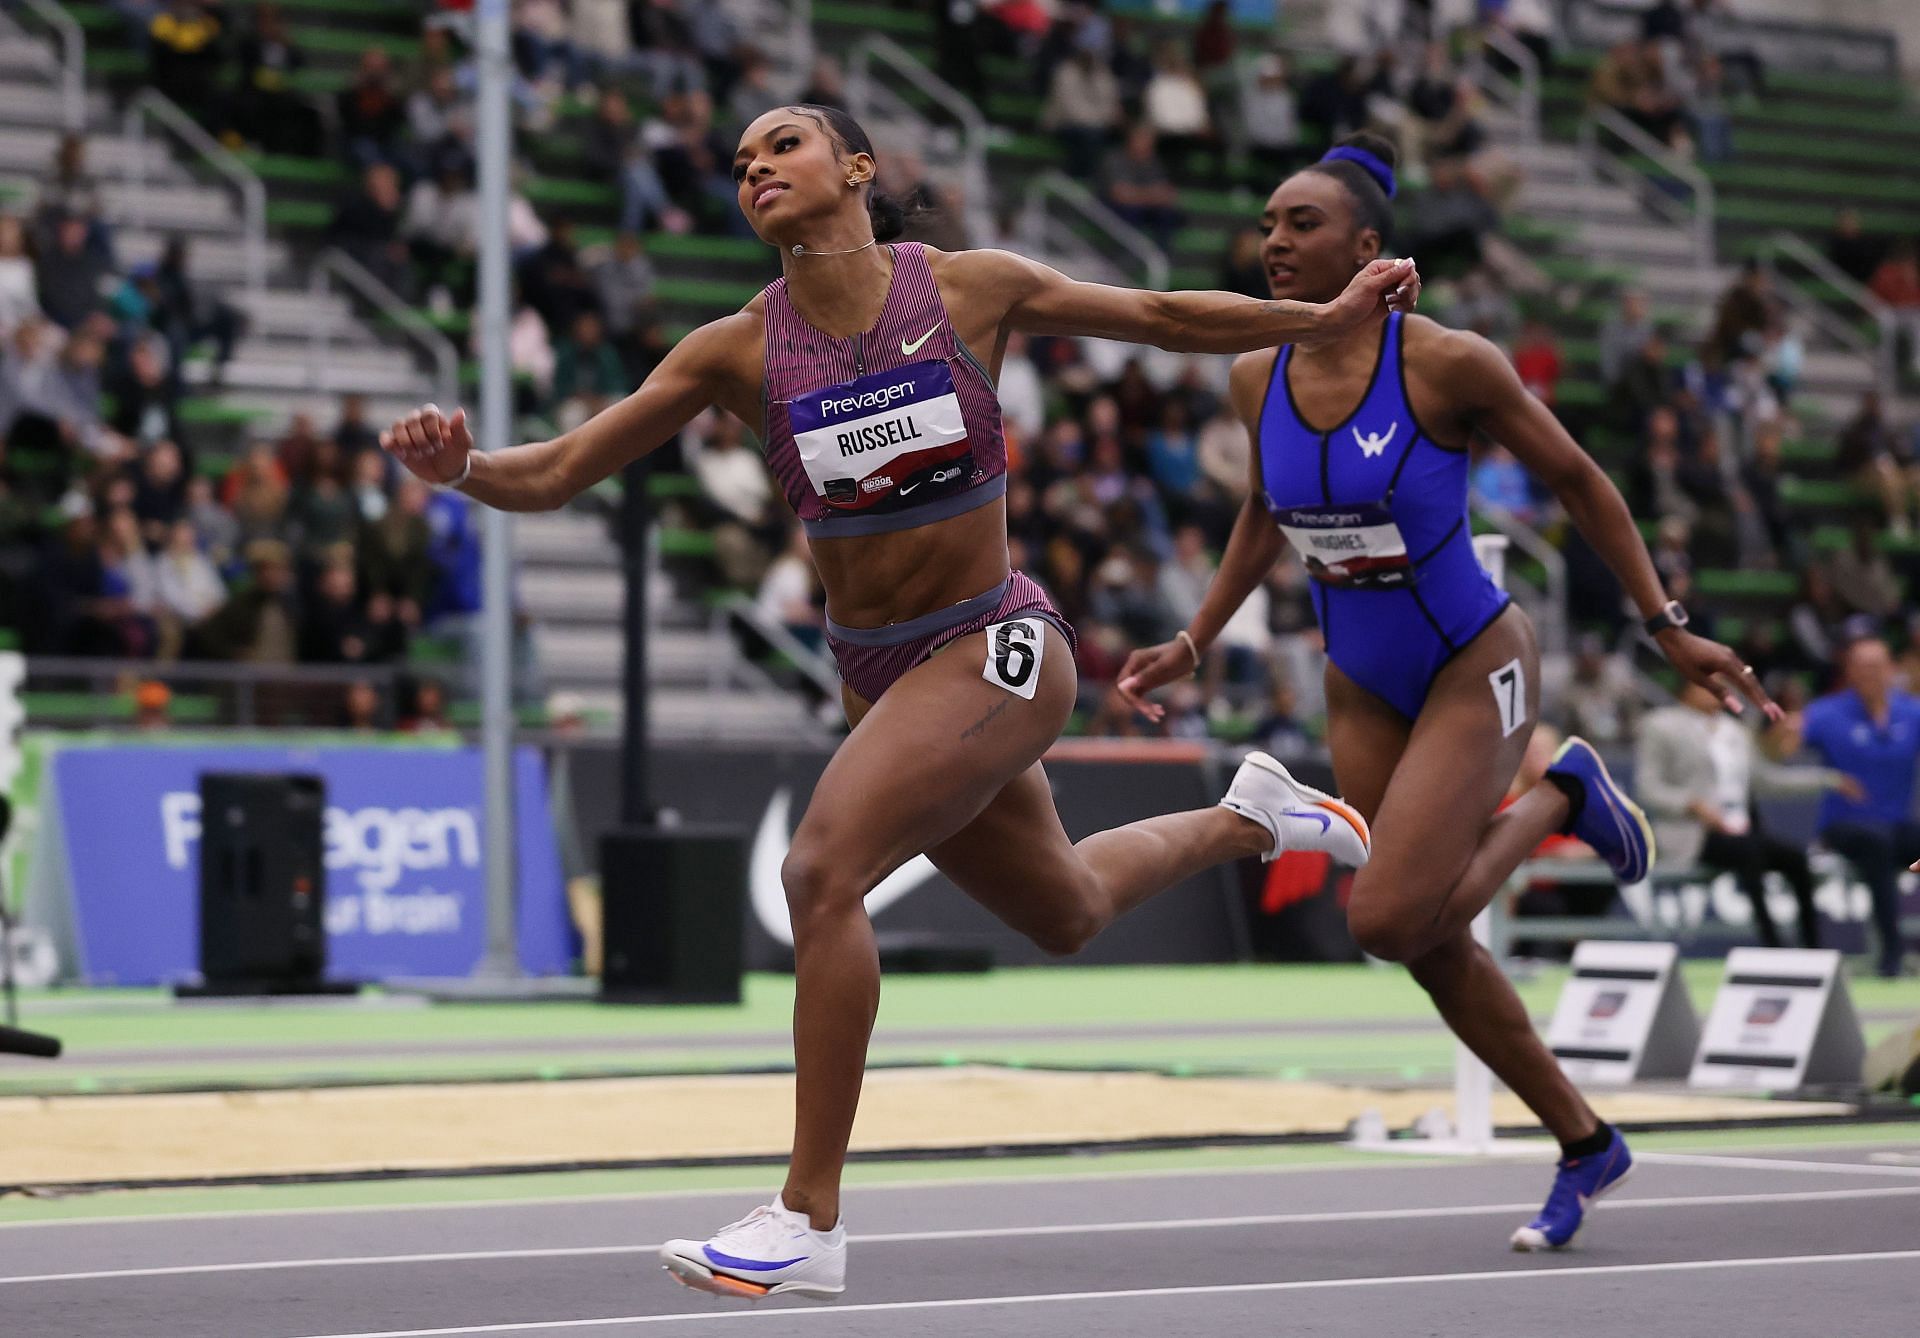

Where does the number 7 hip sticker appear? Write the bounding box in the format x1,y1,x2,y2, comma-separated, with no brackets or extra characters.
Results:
984,618,1046,700
1489,658,1527,738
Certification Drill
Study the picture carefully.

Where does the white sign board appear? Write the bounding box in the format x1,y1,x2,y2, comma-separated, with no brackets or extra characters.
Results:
1547,940,1700,1085
1689,948,1865,1092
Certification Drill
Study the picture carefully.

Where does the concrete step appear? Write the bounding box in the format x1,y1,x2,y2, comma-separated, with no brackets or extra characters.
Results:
520,567,624,621
516,511,618,565
1579,220,1701,264
1515,180,1645,224
229,289,369,341
116,229,293,284
184,354,431,397
1628,262,1736,305
214,388,429,435
0,81,113,130
0,125,175,179
536,624,717,687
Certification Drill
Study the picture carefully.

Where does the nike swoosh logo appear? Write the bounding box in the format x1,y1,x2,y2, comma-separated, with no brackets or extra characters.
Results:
1281,809,1332,833
898,480,921,496
750,788,941,945
900,325,939,356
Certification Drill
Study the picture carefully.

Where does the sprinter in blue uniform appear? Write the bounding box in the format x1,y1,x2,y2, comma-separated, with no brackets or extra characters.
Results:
1119,133,1777,1251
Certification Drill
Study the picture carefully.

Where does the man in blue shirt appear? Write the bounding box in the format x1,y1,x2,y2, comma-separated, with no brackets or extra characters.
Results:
1800,637,1920,977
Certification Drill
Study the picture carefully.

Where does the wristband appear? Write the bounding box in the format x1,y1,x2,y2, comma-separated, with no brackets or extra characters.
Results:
437,451,474,492
1175,629,1201,676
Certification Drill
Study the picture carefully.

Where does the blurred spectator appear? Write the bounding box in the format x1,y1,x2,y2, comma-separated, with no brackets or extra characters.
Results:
1250,674,1311,756
1157,523,1214,633
590,232,659,371
148,0,224,123
518,217,598,337
1406,41,1486,168
358,476,433,620
1218,228,1268,301
34,213,111,331
1143,42,1212,177
800,55,847,110
221,441,291,545
184,473,237,564
1597,288,1654,386
1511,318,1561,405
341,677,383,731
274,412,327,486
1787,565,1848,671
328,163,410,295
406,64,475,176
1611,321,1677,431
400,676,452,732
287,444,358,564
1448,267,1519,344
506,296,555,406
403,162,479,300
932,0,989,104
338,48,407,168
1685,53,1734,163
1704,260,1771,370
1589,39,1682,145
1471,443,1537,524
0,214,39,335
426,485,482,627
106,332,177,447
1299,55,1377,147
1797,637,1920,976
997,331,1046,448
1826,519,1901,622
755,524,822,650
650,91,740,233
335,393,379,461
586,89,690,236
298,555,378,664
231,3,322,157
1561,633,1639,745
154,237,243,385
726,55,783,140
1636,679,1847,947
1100,125,1182,253
129,437,189,544
1835,390,1918,536
1826,208,1883,286
551,311,627,432
1400,157,1499,278
133,679,172,730
1239,52,1302,180
686,408,779,588
197,539,299,663
1868,240,1920,372
151,516,225,638
347,447,389,523
1741,418,1798,566
1042,47,1124,181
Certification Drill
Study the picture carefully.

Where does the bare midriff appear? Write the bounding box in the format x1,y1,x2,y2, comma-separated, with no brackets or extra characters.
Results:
809,498,1010,630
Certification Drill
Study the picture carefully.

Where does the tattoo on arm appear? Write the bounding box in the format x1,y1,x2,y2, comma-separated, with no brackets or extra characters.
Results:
958,699,1010,742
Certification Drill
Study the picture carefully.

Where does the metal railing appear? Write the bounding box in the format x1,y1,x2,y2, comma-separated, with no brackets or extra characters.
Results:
1019,172,1170,293
0,0,84,130
23,656,413,729
310,247,459,408
1577,107,1715,267
1469,24,1541,145
1761,230,1897,400
712,594,841,704
1471,500,1569,659
846,34,992,248
122,88,267,290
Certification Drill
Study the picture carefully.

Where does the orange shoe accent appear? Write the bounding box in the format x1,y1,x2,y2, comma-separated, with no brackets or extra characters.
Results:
1316,797,1371,850
706,1275,772,1299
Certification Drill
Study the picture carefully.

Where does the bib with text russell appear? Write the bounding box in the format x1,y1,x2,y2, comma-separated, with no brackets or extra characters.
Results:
788,361,970,510
1274,502,1417,589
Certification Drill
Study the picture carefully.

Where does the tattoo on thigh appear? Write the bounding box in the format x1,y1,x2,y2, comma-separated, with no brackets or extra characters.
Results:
959,698,1010,742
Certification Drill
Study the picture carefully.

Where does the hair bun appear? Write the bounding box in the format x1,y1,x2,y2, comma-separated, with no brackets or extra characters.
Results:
1337,131,1398,170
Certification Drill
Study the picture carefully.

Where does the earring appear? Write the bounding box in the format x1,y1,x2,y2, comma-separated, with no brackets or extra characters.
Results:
847,175,862,187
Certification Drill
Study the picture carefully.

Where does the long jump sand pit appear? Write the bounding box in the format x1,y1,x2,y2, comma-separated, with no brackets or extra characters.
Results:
0,1067,1852,1186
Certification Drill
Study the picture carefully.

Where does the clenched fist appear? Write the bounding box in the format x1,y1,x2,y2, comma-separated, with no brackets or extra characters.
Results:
380,403,473,487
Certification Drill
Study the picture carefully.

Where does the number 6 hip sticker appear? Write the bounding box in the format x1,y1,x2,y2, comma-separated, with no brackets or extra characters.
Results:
984,617,1046,699
1489,657,1527,738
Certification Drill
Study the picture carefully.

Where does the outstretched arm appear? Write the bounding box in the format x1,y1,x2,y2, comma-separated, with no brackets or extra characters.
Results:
1117,352,1285,719
382,314,749,512
952,248,1418,354
1449,331,1778,719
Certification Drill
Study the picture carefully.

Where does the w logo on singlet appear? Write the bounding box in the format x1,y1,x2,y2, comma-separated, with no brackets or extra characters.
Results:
1352,423,1397,459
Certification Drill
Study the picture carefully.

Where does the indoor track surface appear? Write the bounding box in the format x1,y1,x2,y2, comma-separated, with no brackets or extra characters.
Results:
8,1128,1920,1338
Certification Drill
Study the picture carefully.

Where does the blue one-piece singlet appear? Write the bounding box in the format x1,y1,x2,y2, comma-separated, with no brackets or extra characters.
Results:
1257,312,1510,719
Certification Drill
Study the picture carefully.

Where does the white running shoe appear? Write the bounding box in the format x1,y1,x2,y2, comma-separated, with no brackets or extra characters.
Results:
1219,751,1372,867
660,1201,846,1301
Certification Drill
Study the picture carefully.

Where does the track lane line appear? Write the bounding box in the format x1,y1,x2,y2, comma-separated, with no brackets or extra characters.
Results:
285,1249,1920,1337
7,1184,1919,1286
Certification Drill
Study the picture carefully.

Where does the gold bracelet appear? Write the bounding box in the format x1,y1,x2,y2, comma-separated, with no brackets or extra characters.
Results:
1175,629,1201,677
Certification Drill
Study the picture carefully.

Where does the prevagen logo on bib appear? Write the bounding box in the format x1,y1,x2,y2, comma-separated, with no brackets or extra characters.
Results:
819,379,916,417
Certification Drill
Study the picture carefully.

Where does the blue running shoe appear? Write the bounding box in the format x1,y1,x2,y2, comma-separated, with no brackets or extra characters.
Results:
1511,1128,1634,1251
1547,737,1654,884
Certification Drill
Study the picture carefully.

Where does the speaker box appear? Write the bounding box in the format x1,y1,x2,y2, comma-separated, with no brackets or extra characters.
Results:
182,772,344,996
600,825,747,1004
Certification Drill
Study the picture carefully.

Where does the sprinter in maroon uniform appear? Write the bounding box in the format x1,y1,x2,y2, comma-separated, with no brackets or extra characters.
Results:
382,104,1415,1301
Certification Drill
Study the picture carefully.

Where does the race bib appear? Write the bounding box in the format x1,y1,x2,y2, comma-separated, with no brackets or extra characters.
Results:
1274,502,1416,589
788,361,969,509
982,617,1046,700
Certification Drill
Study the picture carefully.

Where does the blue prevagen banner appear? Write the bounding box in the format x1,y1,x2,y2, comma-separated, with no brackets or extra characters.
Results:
50,744,571,984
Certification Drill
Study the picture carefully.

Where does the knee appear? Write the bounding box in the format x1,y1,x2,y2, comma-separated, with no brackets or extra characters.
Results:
1346,897,1424,965
1027,907,1103,959
1401,931,1476,990
781,843,865,937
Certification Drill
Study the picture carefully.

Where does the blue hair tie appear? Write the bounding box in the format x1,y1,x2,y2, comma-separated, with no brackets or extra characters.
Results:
1320,145,1397,200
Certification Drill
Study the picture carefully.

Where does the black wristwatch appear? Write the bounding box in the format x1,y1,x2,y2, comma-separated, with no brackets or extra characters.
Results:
1643,600,1690,637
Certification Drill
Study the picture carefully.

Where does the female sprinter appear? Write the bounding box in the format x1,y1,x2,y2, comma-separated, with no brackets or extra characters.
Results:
1118,134,1778,1252
381,106,1417,1299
